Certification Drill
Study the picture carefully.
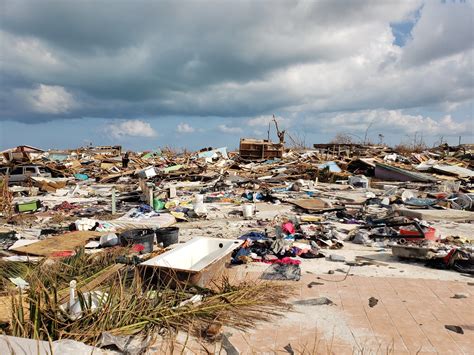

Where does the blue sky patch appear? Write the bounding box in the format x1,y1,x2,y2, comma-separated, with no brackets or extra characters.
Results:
390,5,423,47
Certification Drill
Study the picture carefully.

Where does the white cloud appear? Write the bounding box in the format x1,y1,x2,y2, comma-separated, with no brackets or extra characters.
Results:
18,84,76,114
217,124,243,134
0,30,62,70
246,115,291,128
319,110,468,137
176,122,195,133
106,120,157,139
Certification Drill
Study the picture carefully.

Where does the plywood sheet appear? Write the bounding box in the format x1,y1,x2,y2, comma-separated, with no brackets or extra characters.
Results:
0,295,29,323
11,231,104,256
289,198,330,211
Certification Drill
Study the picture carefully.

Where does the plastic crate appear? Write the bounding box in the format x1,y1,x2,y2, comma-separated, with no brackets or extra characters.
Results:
16,200,41,213
399,227,437,241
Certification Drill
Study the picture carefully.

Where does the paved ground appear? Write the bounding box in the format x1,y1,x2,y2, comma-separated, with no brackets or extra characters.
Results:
224,272,474,354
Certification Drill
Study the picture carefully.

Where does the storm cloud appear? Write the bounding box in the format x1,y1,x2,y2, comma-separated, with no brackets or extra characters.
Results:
0,0,472,143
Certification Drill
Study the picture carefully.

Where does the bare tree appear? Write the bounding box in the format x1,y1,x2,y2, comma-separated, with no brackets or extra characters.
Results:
363,117,375,144
287,129,308,149
330,133,354,144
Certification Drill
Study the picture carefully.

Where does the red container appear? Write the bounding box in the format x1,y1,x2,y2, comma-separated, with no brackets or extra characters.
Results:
399,227,437,241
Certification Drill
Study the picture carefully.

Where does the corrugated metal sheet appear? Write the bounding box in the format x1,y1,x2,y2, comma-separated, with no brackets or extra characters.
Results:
432,164,474,178
375,162,438,182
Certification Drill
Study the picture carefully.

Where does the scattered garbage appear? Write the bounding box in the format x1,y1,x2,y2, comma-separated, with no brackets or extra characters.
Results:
155,226,179,247
8,277,29,290
349,175,369,188
0,141,472,350
119,229,156,254
368,297,379,308
329,254,346,262
445,325,464,334
293,297,334,306
261,263,301,281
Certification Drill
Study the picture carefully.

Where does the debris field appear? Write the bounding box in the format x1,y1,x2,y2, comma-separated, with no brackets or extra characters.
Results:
0,141,473,354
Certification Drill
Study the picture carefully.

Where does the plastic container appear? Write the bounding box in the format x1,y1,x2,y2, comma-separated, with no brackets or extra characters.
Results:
17,200,41,213
99,233,119,247
75,218,97,231
242,204,254,219
119,229,155,253
348,175,369,188
137,166,157,179
193,194,207,216
399,227,437,241
74,173,89,180
156,227,179,247
153,198,165,211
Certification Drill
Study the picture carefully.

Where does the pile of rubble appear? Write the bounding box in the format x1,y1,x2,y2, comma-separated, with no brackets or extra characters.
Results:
0,141,472,351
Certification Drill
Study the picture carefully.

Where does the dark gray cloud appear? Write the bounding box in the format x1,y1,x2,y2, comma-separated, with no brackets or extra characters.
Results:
0,0,472,124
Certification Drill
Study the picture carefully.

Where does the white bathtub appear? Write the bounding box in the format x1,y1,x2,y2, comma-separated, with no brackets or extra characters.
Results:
141,237,242,275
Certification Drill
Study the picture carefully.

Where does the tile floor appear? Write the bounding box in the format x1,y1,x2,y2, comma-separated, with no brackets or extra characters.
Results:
223,272,474,354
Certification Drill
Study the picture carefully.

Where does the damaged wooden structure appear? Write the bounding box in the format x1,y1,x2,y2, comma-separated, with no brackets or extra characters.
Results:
239,138,284,161
0,145,45,163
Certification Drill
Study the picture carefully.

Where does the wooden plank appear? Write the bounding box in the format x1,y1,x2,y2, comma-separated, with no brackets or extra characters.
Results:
0,294,29,323
57,263,125,304
355,256,389,266
99,170,134,183
289,198,330,211
11,231,104,256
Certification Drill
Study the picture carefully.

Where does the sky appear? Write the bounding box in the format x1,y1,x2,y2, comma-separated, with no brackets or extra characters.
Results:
0,0,473,151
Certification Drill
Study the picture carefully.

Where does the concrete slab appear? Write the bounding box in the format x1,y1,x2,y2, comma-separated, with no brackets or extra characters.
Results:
398,208,474,222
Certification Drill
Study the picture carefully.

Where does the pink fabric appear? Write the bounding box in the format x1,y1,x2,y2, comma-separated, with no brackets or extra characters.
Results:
259,257,301,265
282,222,295,234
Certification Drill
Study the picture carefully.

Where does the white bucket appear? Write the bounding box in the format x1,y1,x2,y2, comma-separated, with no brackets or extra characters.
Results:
193,194,207,215
195,194,204,204
242,204,254,219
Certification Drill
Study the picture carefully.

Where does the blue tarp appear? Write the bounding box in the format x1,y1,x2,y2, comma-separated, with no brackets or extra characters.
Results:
317,161,342,173
197,147,228,159
74,173,89,180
